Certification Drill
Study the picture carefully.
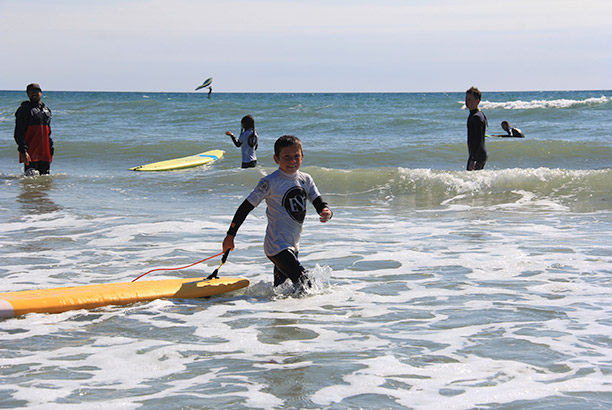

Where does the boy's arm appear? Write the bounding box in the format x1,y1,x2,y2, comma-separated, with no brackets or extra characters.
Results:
313,196,332,223
222,199,255,251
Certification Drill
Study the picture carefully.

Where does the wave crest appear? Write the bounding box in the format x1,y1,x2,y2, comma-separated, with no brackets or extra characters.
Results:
315,167,612,212
478,96,611,110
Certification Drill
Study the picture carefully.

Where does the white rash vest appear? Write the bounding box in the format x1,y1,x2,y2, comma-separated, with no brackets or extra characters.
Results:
246,168,322,256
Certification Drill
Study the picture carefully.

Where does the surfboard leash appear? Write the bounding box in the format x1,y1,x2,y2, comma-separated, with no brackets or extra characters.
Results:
131,250,225,282
206,249,231,280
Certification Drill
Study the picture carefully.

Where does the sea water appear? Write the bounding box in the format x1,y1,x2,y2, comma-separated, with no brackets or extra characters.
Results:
0,90,611,409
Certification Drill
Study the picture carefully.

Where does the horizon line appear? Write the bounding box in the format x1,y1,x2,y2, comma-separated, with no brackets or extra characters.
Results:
2,88,612,94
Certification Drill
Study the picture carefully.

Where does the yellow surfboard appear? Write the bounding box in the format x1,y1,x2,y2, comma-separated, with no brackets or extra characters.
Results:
0,276,249,318
130,149,224,171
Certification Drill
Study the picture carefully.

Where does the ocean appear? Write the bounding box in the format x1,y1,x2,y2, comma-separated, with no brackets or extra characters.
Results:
1,90,611,409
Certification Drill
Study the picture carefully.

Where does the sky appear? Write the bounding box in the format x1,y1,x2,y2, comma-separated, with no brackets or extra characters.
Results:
1,0,611,93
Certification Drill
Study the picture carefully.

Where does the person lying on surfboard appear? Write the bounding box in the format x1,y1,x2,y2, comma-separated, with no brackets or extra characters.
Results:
500,121,525,138
225,114,258,168
222,135,333,292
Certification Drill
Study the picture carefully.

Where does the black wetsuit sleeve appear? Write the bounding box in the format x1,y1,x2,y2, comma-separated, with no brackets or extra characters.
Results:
313,196,332,219
227,199,255,236
231,135,242,147
14,104,29,153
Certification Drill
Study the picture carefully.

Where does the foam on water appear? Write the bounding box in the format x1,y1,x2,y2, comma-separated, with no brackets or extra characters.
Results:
9,199,609,408
479,96,611,110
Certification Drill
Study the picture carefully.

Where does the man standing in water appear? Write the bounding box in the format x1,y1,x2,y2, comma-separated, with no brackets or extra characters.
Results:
465,86,487,171
14,83,53,175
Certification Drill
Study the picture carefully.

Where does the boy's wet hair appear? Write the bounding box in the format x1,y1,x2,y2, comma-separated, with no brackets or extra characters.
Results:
501,120,509,127
274,135,303,157
466,86,482,100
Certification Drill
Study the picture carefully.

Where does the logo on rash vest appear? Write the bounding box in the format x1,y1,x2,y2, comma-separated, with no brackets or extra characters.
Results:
282,187,308,223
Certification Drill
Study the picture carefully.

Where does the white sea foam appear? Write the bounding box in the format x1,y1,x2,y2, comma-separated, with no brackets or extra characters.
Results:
478,96,611,110
2,208,611,409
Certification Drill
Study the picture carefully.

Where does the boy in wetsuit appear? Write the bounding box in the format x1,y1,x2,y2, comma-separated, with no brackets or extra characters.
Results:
14,83,53,175
501,121,525,138
465,86,487,171
222,135,332,290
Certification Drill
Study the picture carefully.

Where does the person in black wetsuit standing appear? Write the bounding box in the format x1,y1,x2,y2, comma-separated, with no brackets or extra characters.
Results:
465,86,487,171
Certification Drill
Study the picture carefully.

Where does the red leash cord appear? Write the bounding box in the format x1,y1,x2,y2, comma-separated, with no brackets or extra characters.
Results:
131,251,225,282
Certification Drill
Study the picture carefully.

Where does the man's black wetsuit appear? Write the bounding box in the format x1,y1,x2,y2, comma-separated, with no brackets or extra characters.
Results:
467,109,487,170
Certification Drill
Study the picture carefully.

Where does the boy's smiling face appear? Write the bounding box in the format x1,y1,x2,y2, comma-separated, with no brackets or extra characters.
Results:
274,144,303,174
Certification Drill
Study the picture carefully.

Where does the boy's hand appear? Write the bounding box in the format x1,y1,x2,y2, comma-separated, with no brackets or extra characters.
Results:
225,131,234,137
222,234,235,252
319,208,332,223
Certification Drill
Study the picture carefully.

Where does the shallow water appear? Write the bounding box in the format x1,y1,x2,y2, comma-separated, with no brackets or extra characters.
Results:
1,91,611,409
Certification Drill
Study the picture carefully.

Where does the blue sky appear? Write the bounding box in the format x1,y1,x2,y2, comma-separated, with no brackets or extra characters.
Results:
1,0,611,92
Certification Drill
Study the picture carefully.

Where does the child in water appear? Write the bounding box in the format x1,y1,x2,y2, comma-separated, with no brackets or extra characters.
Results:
225,115,258,168
500,121,525,138
465,86,488,171
222,135,333,291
